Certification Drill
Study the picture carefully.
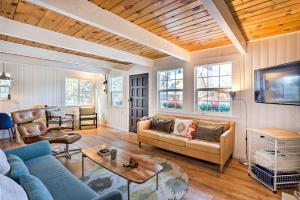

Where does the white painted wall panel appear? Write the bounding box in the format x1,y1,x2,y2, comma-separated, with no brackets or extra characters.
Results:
104,31,300,159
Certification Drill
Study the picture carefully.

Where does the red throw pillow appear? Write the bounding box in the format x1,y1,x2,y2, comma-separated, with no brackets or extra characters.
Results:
186,124,196,138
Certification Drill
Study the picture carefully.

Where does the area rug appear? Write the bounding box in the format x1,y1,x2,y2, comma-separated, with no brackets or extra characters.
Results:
80,155,188,200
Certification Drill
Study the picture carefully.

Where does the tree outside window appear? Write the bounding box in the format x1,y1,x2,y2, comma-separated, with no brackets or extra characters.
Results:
158,68,183,109
65,78,92,106
110,76,123,107
195,63,232,113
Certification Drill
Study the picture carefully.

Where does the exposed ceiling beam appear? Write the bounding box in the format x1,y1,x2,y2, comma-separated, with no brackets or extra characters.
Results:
201,0,247,54
0,40,131,72
0,17,153,67
28,0,191,61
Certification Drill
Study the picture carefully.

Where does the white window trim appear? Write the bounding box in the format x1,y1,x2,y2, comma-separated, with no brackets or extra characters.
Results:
194,62,233,114
65,77,93,106
109,76,124,108
157,68,184,111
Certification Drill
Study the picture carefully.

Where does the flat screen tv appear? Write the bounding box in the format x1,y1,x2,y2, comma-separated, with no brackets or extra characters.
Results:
254,60,300,106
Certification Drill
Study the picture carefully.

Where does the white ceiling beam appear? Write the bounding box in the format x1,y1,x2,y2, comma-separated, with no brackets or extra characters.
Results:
27,0,191,61
0,17,153,67
201,0,247,54
0,40,131,72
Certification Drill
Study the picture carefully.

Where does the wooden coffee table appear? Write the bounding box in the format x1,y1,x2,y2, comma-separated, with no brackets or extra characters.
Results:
81,144,163,200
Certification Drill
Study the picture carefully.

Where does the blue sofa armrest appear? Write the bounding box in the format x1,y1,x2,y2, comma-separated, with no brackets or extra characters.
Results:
4,141,52,161
92,190,122,200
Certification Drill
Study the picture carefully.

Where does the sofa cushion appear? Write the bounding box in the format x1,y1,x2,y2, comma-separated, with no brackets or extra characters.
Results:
186,139,220,154
150,117,174,133
0,174,28,200
139,129,165,140
25,155,97,200
19,174,53,200
7,154,29,183
194,125,224,142
160,134,188,147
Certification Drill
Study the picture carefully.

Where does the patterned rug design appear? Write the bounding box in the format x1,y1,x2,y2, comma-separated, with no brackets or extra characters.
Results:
80,155,188,200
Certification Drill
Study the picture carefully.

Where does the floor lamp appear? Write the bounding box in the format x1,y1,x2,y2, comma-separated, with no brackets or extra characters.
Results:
229,91,248,166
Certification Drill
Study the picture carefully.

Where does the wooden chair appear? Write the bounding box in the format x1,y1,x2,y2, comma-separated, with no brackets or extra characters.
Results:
79,107,97,130
45,108,75,130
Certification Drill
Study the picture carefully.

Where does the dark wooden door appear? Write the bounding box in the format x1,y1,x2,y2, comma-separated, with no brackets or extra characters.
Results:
129,73,148,133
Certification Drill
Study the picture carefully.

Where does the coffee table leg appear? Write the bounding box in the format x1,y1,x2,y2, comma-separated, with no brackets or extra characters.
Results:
127,180,131,200
82,154,85,177
156,173,159,190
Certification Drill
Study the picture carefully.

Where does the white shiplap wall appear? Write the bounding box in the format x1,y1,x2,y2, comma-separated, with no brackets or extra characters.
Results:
104,31,300,159
0,60,102,138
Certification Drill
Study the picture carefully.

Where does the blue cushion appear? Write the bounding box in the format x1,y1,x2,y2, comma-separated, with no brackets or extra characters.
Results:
19,174,53,200
4,141,52,162
25,155,97,200
7,154,29,183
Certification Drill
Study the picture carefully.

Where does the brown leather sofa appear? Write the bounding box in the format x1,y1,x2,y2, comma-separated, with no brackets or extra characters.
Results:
137,115,235,172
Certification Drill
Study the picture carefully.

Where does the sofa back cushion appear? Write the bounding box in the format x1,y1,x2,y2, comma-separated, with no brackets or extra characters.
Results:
194,125,224,142
7,154,29,183
150,118,174,133
20,174,53,200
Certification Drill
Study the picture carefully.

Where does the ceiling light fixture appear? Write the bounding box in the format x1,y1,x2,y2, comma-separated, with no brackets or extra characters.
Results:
0,63,13,81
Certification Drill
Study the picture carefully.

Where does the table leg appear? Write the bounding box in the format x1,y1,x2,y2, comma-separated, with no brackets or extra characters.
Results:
127,180,131,200
82,154,85,177
156,173,159,191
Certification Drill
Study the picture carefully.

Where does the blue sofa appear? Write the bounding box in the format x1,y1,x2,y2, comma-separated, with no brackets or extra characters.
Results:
4,141,122,200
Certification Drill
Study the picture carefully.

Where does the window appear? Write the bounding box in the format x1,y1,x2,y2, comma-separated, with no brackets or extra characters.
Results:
0,78,11,100
158,68,183,109
195,62,232,113
65,78,92,106
110,76,123,106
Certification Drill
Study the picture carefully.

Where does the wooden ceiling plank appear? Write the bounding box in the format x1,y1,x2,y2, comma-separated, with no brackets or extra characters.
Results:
28,0,191,61
240,3,300,26
184,38,231,51
117,0,160,19
202,0,246,54
0,17,153,66
13,0,47,25
227,0,270,12
133,0,193,26
98,0,124,10
109,0,142,15
140,1,203,30
124,0,176,23
0,0,18,19
234,0,294,20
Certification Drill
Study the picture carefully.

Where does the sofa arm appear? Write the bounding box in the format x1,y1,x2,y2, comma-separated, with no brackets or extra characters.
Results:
4,141,52,161
220,128,235,164
92,190,122,200
137,120,151,133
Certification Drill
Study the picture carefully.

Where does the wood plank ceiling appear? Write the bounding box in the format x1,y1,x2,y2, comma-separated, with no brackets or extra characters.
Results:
90,0,231,51
1,0,300,64
225,0,300,41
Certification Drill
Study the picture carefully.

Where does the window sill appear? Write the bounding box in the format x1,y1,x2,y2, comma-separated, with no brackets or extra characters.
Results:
153,109,240,120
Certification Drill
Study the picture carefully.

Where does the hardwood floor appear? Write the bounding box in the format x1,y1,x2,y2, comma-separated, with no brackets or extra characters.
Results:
1,127,289,200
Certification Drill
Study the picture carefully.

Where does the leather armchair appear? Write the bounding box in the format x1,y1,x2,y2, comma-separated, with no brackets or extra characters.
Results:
11,109,81,158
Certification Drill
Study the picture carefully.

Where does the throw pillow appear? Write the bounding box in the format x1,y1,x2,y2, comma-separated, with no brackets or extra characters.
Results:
198,120,230,132
0,149,10,175
186,124,196,138
194,124,224,142
150,118,174,133
0,174,28,200
19,174,53,200
172,119,193,137
7,154,29,183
